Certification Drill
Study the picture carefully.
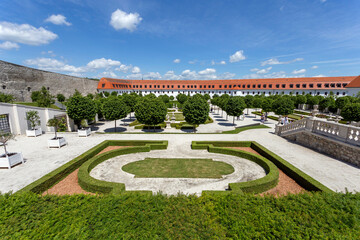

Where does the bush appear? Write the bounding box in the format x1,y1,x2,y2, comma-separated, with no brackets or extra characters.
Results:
0,93,14,103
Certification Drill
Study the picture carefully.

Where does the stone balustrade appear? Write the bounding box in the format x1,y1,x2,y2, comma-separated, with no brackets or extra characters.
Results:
276,118,360,147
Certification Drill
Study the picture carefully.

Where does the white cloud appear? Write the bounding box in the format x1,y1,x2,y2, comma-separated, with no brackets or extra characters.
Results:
110,9,142,31
261,57,303,66
115,64,132,73
251,67,272,74
45,14,71,26
0,41,19,50
313,74,326,77
188,60,197,64
292,69,306,74
101,71,118,78
311,65,318,69
25,58,86,73
173,58,180,63
212,60,226,65
198,68,216,75
87,58,121,70
0,21,57,45
132,66,141,73
220,60,226,65
229,50,246,63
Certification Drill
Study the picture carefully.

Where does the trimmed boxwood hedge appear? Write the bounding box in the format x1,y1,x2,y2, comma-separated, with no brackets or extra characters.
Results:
18,140,168,195
192,141,278,194
192,141,332,193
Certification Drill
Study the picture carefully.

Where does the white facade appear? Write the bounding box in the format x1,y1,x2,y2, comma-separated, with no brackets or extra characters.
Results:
0,103,74,135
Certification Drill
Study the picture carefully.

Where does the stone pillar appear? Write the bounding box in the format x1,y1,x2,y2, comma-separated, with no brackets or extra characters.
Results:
12,104,22,135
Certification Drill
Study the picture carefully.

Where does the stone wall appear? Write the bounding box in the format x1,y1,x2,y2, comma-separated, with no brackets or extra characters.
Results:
0,60,98,101
284,131,360,167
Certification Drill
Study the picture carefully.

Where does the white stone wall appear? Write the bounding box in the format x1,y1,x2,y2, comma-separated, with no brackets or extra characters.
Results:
0,103,74,135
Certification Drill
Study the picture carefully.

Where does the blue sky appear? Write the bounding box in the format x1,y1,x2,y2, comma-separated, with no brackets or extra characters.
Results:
0,0,360,80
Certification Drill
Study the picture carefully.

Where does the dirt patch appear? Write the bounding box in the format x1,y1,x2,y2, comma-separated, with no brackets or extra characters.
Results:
43,146,129,196
227,147,306,196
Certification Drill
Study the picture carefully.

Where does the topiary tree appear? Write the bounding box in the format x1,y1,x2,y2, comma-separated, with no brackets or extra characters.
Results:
111,91,118,96
261,98,273,119
319,97,335,112
122,92,140,119
244,95,254,115
25,111,40,130
47,118,61,139
341,103,360,123
225,97,246,125
203,94,210,101
56,94,65,103
272,97,294,116
135,97,167,131
306,95,320,108
219,94,230,118
159,94,170,104
169,96,174,101
295,95,307,109
0,130,15,157
101,97,129,132
0,93,15,103
66,95,96,129
210,96,220,113
182,95,209,132
335,97,350,113
252,97,263,118
176,93,188,105
103,92,110,97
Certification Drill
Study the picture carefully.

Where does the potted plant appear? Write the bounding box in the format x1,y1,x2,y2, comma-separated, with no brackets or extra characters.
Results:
25,111,42,137
47,118,67,148
78,119,91,137
0,131,24,169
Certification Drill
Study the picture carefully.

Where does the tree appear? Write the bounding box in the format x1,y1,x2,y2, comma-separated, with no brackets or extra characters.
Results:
101,97,129,132
31,91,41,102
36,87,55,107
261,98,273,117
335,97,350,111
66,95,96,129
306,95,320,108
47,118,62,139
111,91,118,96
341,103,360,122
176,93,188,105
218,94,230,118
56,94,65,103
244,95,254,115
225,97,246,125
319,97,335,112
25,111,40,130
0,93,15,103
210,96,220,112
103,92,110,97
295,95,307,108
86,93,94,100
0,131,15,156
169,96,174,101
272,98,294,116
159,94,170,104
122,93,139,119
182,95,209,132
135,98,167,131
203,94,210,101
252,97,263,117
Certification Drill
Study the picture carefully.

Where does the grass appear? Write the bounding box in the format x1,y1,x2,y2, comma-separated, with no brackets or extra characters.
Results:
14,102,60,110
222,124,271,134
122,158,234,178
174,112,185,121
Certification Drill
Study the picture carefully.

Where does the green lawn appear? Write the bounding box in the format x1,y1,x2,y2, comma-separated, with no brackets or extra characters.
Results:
174,112,185,121
222,124,271,134
122,158,234,178
14,102,60,110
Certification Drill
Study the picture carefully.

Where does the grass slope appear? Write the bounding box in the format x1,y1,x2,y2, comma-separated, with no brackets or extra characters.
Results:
122,158,234,178
14,102,60,110
222,124,270,134
0,192,359,239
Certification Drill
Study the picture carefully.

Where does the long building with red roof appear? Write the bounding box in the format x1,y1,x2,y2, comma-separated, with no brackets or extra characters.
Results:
97,76,360,97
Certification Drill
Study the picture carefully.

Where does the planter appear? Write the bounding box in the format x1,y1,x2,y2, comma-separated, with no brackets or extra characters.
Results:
48,137,67,148
0,152,24,169
26,127,42,137
78,128,91,137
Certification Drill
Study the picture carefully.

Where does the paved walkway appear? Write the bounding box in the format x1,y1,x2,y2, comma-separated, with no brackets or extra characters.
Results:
1,112,359,194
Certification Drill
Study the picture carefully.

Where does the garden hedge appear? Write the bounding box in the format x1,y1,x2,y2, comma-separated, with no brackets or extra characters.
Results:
192,141,332,193
192,141,278,193
18,140,168,195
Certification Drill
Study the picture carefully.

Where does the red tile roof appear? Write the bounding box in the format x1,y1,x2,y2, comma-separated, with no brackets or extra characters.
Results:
346,75,360,88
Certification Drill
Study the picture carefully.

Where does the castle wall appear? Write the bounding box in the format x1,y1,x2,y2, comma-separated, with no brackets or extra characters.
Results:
0,60,98,101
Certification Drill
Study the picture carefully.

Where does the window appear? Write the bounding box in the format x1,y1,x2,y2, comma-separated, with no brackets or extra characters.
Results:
257,84,261,88
225,85,227,88
167,85,170,88
330,83,335,88
269,84,272,88
296,84,300,88
102,84,105,88
242,84,246,88
282,84,286,88
342,83,348,87
212,85,215,88
276,84,280,88
325,83,329,88
336,83,341,87
219,85,222,88
247,84,250,88
178,85,180,88
252,84,256,88
289,84,294,88
144,85,147,88
171,85,174,88
302,84,307,88
27,87,31,92
317,83,322,87
200,85,202,88
263,84,267,88
309,84,314,88
154,85,157,88
163,85,165,88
